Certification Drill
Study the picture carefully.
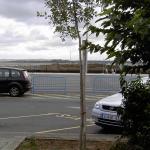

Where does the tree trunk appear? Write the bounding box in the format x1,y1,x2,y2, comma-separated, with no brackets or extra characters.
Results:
79,40,87,150
72,1,87,149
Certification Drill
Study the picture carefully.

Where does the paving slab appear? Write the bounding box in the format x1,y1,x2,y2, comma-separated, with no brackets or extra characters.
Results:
0,136,25,150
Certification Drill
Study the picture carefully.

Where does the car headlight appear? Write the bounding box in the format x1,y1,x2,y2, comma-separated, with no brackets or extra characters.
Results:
94,102,100,109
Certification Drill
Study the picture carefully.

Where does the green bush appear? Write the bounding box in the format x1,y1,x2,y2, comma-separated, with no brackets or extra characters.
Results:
119,78,150,150
110,140,144,150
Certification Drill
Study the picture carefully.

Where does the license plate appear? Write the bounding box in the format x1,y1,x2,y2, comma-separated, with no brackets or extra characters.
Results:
102,113,117,121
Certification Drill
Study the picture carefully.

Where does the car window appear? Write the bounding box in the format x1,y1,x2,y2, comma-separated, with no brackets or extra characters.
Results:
23,71,30,79
0,71,2,77
0,69,10,78
11,70,21,78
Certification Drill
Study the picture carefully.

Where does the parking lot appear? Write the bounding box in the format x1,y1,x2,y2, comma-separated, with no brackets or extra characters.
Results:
0,93,120,136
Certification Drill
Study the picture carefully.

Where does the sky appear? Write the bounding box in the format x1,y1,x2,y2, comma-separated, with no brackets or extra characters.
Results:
0,0,107,60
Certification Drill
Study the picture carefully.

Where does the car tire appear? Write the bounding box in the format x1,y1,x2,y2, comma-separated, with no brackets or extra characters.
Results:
9,86,21,97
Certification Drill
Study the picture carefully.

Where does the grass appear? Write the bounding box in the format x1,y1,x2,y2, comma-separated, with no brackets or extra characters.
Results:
16,137,114,150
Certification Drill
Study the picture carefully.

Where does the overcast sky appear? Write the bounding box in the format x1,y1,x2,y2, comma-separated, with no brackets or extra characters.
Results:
0,0,106,60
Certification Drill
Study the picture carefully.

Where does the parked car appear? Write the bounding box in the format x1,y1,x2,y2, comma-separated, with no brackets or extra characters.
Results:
0,67,31,96
92,76,149,129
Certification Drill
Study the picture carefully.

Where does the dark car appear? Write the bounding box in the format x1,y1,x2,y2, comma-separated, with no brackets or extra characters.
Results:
0,67,31,97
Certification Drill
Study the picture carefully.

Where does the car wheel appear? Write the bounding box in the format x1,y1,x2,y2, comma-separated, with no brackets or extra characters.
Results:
9,86,21,97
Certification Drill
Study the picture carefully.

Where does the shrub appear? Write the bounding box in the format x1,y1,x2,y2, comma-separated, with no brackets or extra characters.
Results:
119,78,150,150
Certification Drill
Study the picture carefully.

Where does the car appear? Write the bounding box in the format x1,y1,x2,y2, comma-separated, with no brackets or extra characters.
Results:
0,67,31,97
92,76,149,129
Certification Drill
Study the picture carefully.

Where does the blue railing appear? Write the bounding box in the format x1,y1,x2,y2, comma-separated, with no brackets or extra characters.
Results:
32,76,66,94
30,73,141,94
93,76,120,93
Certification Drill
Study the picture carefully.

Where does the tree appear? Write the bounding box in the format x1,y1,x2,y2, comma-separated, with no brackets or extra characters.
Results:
87,1,150,149
38,1,97,150
88,0,150,74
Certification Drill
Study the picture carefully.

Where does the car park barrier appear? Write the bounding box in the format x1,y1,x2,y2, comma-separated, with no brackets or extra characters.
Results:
30,73,145,94
32,76,66,94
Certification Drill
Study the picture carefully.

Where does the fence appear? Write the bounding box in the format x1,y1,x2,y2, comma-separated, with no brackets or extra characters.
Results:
30,73,145,94
32,75,66,94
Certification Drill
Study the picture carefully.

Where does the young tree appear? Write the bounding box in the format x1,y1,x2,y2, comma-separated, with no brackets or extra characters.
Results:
38,1,98,150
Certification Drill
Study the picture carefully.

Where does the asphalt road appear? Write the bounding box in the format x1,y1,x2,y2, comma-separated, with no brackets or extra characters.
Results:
0,93,120,136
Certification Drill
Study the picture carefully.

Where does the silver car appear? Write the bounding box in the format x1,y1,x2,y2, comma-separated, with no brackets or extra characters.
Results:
92,76,149,128
92,92,123,128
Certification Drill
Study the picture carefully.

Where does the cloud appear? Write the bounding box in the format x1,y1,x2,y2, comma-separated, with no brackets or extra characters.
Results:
44,36,78,48
0,1,106,60
0,16,47,48
0,17,47,54
0,0,47,24
0,16,77,54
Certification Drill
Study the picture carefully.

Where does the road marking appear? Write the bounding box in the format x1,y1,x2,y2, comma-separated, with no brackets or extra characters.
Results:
35,95,75,100
0,113,59,120
31,94,107,101
0,112,93,123
39,94,79,98
36,124,94,134
56,114,80,120
68,106,80,109
32,94,78,100
0,113,86,122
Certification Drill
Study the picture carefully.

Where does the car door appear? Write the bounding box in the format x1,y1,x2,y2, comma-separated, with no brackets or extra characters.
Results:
0,68,11,92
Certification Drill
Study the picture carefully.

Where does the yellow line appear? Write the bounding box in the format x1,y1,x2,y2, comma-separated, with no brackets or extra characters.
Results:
36,124,94,134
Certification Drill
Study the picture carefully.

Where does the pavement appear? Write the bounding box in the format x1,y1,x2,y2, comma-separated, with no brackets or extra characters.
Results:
0,133,120,150
0,136,25,150
33,133,120,141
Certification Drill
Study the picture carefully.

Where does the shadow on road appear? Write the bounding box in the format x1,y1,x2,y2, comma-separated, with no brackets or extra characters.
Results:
0,93,32,98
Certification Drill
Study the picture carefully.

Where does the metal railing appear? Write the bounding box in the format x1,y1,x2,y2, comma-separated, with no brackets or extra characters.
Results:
93,76,120,93
32,76,66,94
30,73,145,94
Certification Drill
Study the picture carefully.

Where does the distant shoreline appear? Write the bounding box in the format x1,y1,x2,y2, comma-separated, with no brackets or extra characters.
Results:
0,59,114,64
0,60,120,73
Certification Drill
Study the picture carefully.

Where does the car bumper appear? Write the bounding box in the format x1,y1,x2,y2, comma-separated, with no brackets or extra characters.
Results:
92,108,122,128
24,84,32,92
